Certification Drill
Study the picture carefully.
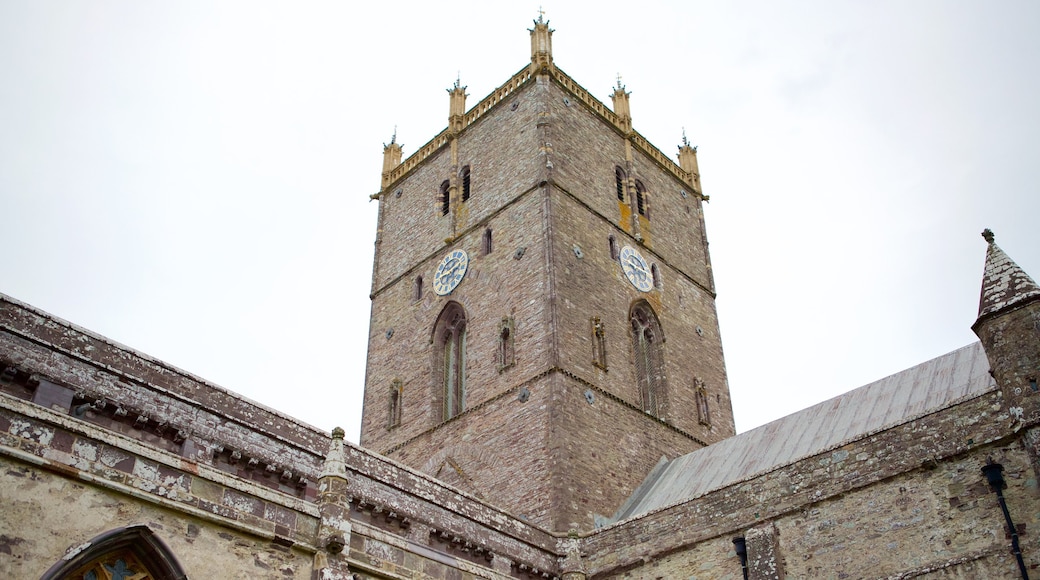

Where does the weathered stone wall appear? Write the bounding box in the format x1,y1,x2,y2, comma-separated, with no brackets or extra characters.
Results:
383,372,555,527
973,298,1040,424
0,294,564,578
362,189,553,452
0,295,327,501
548,373,712,532
584,390,1040,579
549,188,733,442
371,78,544,292
545,78,711,290
0,461,317,578
362,67,734,533
0,394,320,578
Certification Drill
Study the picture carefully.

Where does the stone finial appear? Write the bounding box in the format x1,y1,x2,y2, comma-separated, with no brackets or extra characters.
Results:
677,135,700,191
529,12,554,73
610,81,632,134
381,135,403,188
447,79,468,133
322,427,348,479
982,228,995,243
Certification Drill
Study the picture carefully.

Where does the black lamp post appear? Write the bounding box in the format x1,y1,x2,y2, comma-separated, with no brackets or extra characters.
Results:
733,536,748,580
982,461,1029,579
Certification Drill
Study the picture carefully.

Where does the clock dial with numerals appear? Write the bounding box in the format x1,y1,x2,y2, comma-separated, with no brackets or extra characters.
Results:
619,245,652,292
433,249,469,295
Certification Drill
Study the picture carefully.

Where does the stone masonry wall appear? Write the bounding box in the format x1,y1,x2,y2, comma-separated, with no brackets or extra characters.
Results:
549,188,734,442
362,189,553,451
0,394,320,578
545,79,711,290
383,372,556,528
0,461,316,578
372,78,544,291
583,390,1038,578
548,373,711,532
0,294,565,578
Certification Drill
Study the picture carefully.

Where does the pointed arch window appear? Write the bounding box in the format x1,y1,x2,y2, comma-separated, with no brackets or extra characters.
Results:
433,302,467,421
414,275,424,301
615,166,627,201
634,180,649,218
460,166,472,202
608,235,618,260
41,525,187,580
651,263,662,289
439,180,451,216
630,301,667,418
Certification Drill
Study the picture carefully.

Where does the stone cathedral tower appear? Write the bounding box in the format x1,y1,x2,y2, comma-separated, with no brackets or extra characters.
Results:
360,17,734,532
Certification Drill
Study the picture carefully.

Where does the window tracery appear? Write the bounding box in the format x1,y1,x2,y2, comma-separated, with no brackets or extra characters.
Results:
433,302,467,421
631,301,666,418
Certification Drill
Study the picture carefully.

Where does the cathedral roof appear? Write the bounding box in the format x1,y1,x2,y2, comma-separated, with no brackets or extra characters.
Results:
976,229,1040,321
610,342,994,522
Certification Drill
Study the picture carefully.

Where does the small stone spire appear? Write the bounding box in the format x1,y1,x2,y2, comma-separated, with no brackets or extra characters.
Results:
610,77,632,134
529,11,554,74
677,129,701,193
322,426,348,479
381,130,403,189
972,231,1040,422
447,78,468,134
976,229,1040,321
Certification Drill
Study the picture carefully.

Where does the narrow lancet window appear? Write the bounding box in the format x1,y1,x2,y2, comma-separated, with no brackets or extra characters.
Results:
414,275,424,301
483,228,493,255
498,317,515,371
433,302,467,421
388,379,403,428
592,317,607,370
615,167,626,201
635,180,648,217
461,166,472,202
631,301,666,418
439,180,451,216
651,263,661,289
608,235,618,260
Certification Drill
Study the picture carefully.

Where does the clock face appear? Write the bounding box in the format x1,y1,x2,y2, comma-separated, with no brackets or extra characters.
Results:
433,249,469,296
619,245,652,292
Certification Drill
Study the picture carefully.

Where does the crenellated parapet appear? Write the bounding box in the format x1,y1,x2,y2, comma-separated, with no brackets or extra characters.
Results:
379,62,699,196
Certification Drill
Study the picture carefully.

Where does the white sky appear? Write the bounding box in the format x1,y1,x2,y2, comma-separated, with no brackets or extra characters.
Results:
2,2,1038,443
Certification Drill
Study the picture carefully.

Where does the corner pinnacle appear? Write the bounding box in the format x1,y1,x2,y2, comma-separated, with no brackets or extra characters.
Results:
982,228,995,244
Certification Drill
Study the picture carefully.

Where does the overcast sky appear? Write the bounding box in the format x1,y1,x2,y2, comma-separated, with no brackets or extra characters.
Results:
2,1,1038,442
